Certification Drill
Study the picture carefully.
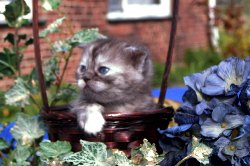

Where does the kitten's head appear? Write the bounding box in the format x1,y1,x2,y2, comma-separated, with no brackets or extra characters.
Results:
76,38,153,103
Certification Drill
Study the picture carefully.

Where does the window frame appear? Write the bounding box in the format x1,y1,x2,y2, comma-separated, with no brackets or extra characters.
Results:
107,0,172,21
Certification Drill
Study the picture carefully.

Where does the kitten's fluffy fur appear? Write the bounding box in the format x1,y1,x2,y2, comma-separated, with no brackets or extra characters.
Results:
71,38,156,134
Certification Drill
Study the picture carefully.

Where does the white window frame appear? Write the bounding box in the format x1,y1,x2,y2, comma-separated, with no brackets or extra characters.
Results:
107,0,171,21
0,0,33,24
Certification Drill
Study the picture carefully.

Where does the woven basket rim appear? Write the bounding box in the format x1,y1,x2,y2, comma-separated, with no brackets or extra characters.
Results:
42,105,174,121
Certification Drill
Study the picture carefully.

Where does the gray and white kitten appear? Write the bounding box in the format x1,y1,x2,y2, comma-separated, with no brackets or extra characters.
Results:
71,38,156,135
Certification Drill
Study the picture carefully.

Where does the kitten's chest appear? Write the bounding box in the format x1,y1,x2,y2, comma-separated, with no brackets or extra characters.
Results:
104,104,136,112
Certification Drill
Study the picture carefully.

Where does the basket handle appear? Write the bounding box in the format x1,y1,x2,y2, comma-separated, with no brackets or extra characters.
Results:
32,0,50,112
158,0,179,107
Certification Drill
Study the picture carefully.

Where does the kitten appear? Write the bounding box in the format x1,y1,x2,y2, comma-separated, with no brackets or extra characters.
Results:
71,38,156,135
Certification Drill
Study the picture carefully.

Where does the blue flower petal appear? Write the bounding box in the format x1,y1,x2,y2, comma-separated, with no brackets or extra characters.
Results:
217,57,244,80
174,112,199,125
243,57,250,80
207,98,221,109
158,124,192,135
214,137,230,148
195,101,209,115
201,115,244,138
212,103,237,123
201,73,225,96
243,115,250,134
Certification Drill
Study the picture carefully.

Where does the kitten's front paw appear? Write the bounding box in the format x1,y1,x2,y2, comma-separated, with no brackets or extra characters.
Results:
79,104,105,135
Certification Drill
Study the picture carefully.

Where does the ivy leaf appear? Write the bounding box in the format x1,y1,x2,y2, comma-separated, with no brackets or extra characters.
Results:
69,28,103,47
4,33,15,45
13,145,32,165
139,139,159,165
0,48,18,78
190,137,212,165
41,0,61,11
64,140,111,166
52,29,102,53
0,138,9,150
50,84,77,105
39,140,72,159
39,17,65,38
0,91,5,108
10,113,45,146
52,39,72,52
43,56,59,87
25,38,33,46
3,0,30,27
111,149,132,166
5,78,30,107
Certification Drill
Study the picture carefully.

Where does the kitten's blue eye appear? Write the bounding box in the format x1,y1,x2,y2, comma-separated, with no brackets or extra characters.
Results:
79,65,87,73
98,66,110,75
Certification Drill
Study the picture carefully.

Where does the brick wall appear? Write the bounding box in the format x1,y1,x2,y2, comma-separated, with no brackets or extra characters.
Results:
0,0,209,89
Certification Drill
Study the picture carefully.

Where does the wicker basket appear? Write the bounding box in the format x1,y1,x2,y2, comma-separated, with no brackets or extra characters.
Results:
32,0,179,155
43,105,173,154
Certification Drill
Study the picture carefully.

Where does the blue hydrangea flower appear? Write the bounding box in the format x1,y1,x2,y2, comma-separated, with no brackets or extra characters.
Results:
214,135,250,162
184,57,250,97
200,114,244,138
184,66,217,101
159,57,250,165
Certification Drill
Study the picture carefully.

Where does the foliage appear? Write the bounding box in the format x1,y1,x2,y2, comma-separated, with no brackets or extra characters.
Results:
216,1,250,58
0,0,102,124
10,113,45,146
64,140,110,166
38,140,72,165
1,114,44,165
0,112,163,165
3,0,30,28
159,57,250,165
164,48,222,86
64,139,162,166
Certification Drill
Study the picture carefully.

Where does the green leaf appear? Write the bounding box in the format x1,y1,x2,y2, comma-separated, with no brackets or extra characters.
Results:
190,137,212,165
25,38,34,46
52,39,72,52
52,28,102,53
50,84,77,105
10,113,45,146
64,140,111,166
4,33,15,45
0,138,9,150
69,28,102,47
13,144,32,165
41,0,61,11
112,150,133,166
3,0,30,27
0,49,18,78
43,56,60,87
139,139,159,165
0,91,6,107
39,140,72,159
5,78,30,107
39,17,65,38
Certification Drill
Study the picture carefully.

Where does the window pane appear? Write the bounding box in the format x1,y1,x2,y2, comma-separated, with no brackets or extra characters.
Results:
108,0,122,12
127,0,160,5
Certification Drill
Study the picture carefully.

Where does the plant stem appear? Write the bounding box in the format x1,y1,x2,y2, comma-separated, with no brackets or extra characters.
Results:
0,60,17,74
14,27,21,76
29,94,41,110
175,154,192,166
51,48,73,106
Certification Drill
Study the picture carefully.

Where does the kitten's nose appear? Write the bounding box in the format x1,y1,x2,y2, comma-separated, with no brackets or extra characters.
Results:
83,72,93,82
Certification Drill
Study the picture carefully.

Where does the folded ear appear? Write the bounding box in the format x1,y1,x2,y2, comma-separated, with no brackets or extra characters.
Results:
125,45,149,72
